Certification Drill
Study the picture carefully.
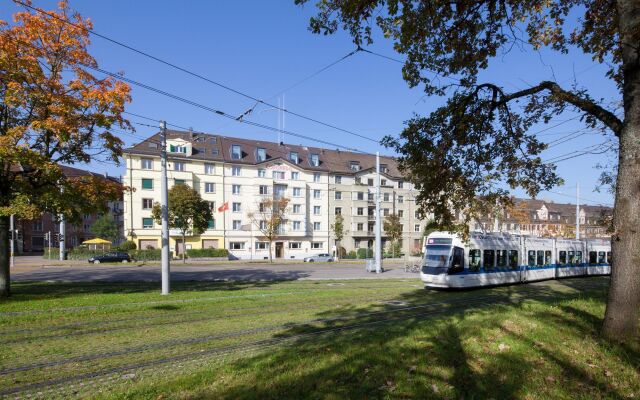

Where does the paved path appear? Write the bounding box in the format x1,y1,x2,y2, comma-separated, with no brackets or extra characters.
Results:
10,260,416,282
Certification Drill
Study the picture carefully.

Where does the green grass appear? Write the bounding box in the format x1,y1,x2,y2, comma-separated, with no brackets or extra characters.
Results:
0,277,638,399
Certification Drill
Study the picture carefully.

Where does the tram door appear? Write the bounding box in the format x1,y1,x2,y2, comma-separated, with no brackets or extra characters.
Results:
449,247,464,274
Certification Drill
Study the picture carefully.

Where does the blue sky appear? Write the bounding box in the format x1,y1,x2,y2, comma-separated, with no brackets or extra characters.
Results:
3,1,618,206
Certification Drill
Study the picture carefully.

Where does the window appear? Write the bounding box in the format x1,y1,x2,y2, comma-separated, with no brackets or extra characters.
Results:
415,224,420,232
558,251,567,265
598,251,606,264
356,192,364,201
576,251,583,264
314,206,321,215
313,190,321,199
256,148,266,162
142,198,154,209
142,218,153,229
381,179,387,186
255,241,268,250
291,172,300,180
232,202,241,212
230,242,245,250
469,249,481,271
232,184,241,195
259,220,267,230
272,171,285,180
357,223,364,231
313,222,321,231
398,210,404,218
313,173,321,182
289,242,302,249
384,209,390,217
335,191,342,200
545,250,552,266
205,183,215,193
292,221,301,231
310,154,319,167
537,250,545,266
231,145,242,159
292,187,302,197
357,207,364,216
259,185,269,195
398,181,404,189
169,144,187,154
207,219,215,229
607,251,612,264
398,196,404,204
311,242,323,249
451,247,464,274
290,152,299,164
483,250,495,270
231,166,241,176
141,158,153,170
208,201,216,211
349,161,360,171
174,179,185,186
204,163,215,174
335,175,342,184
368,178,374,186
293,204,301,213
508,250,519,269
174,161,185,172
32,220,43,231
497,250,507,268
335,207,342,215
589,251,597,264
380,164,388,173
257,169,266,177
142,178,153,190
383,193,390,202
568,251,575,265
528,250,536,267
232,220,242,230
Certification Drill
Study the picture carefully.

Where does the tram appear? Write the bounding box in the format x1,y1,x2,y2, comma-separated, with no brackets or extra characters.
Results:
420,231,611,288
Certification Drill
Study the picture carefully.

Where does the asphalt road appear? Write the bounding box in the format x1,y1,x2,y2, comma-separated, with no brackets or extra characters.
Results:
10,257,416,282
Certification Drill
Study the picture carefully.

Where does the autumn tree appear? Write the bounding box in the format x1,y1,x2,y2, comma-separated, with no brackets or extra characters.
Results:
508,202,532,234
383,213,402,258
248,197,290,263
151,184,212,264
0,2,131,296
297,0,639,341
330,213,345,259
90,214,120,244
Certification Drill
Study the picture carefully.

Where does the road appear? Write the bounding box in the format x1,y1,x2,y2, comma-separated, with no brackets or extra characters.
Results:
10,256,415,282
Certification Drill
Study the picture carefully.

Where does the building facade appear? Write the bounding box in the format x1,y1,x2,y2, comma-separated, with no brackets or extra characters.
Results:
123,131,430,260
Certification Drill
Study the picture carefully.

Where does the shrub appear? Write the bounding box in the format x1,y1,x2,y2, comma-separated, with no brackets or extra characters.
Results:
185,248,229,258
130,249,172,261
117,241,137,251
357,248,373,259
343,250,357,259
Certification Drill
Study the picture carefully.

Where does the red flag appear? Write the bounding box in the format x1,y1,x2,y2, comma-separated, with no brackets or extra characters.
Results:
218,202,229,213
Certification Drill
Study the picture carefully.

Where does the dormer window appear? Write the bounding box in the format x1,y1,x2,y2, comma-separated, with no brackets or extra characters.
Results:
290,151,299,164
169,144,187,154
350,161,360,171
380,164,388,173
256,148,266,162
231,145,242,160
310,153,319,167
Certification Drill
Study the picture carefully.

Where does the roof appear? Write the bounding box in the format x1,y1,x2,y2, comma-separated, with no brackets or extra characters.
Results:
124,130,404,178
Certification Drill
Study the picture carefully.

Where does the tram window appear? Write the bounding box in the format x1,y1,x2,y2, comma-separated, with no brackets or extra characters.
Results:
576,251,583,264
497,250,507,268
568,251,575,265
469,249,481,271
545,250,552,266
508,250,519,269
559,251,567,265
607,252,612,265
483,250,495,270
536,250,545,267
598,251,606,264
528,250,536,267
450,247,464,274
589,251,597,264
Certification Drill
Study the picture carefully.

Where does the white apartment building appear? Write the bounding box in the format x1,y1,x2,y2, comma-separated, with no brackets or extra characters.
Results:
123,130,429,259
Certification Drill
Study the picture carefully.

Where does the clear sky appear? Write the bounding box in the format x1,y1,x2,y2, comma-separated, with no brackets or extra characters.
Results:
3,1,618,206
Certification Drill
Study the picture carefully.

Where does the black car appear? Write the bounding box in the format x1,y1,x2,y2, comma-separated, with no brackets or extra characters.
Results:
88,252,131,264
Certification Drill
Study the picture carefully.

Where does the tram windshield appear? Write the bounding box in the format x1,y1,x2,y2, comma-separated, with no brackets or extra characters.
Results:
424,245,452,269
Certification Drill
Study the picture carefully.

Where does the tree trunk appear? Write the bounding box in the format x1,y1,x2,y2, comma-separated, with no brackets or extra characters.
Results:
602,0,640,342
0,215,10,297
182,232,186,264
269,239,273,263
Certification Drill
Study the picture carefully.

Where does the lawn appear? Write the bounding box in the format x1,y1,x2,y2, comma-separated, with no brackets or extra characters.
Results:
0,277,637,399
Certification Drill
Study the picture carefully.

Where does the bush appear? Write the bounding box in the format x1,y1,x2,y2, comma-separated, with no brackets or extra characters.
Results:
357,248,373,259
185,248,229,258
343,250,357,259
130,249,172,261
116,241,137,251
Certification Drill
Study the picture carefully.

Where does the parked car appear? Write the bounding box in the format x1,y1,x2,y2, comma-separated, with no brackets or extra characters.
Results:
303,253,334,262
88,252,131,264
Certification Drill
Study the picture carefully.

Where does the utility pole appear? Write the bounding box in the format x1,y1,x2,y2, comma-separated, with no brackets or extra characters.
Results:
576,182,580,240
9,215,15,268
160,121,171,295
59,187,65,261
375,152,382,273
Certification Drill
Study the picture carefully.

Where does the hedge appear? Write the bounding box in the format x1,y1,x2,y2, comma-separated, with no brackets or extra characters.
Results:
43,248,172,261
185,248,229,258
356,248,374,259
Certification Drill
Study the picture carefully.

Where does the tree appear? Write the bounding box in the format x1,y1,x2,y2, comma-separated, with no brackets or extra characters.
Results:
0,2,131,297
297,0,639,342
248,197,290,263
508,202,532,234
383,213,402,258
90,214,119,244
151,184,211,264
330,213,345,259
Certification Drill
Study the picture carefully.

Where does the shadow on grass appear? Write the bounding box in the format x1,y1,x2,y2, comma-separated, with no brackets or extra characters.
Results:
143,278,638,400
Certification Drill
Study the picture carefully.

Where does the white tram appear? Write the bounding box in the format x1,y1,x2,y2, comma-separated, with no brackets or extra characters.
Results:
420,232,611,288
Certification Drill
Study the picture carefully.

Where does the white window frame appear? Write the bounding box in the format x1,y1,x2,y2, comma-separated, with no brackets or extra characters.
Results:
205,183,215,193
230,241,245,250
141,158,153,170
